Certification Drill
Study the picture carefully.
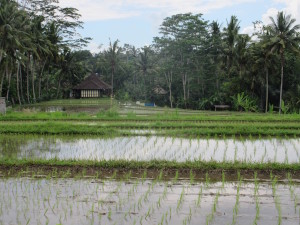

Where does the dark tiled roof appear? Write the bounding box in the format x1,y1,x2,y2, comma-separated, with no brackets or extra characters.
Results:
153,86,167,95
73,74,112,90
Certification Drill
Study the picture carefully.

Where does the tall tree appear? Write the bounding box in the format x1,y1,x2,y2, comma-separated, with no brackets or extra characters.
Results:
223,16,240,75
155,13,208,108
268,11,300,113
105,39,122,97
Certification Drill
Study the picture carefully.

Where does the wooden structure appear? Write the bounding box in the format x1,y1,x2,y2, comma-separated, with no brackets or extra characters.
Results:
153,86,167,95
214,105,230,111
72,74,112,98
0,97,6,114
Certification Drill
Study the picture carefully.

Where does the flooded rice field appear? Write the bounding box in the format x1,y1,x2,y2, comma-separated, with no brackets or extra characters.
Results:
0,176,299,225
18,106,104,114
1,135,300,163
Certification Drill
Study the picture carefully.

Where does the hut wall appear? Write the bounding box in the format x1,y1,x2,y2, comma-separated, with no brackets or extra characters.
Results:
80,90,100,98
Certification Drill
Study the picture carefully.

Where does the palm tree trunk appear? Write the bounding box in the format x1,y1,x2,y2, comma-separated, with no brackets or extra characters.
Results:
144,72,147,101
39,61,46,99
16,61,22,105
26,64,30,104
279,53,284,114
216,69,219,93
26,63,30,103
0,72,4,97
38,77,41,99
20,63,24,103
265,68,269,113
31,56,36,102
56,78,61,99
111,68,114,97
182,72,187,108
165,71,173,108
6,67,12,101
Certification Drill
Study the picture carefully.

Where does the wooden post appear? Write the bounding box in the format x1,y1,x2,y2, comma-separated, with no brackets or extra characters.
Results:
0,97,6,114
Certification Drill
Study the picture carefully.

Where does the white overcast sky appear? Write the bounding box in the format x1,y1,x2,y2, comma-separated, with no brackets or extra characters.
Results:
58,0,300,52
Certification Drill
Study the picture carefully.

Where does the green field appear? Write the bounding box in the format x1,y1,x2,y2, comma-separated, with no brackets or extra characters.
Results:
1,100,300,224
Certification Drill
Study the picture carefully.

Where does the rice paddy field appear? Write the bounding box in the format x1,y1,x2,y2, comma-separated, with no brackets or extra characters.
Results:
1,99,300,224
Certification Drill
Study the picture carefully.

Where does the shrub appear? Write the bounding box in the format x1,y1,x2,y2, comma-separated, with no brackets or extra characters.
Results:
231,92,258,112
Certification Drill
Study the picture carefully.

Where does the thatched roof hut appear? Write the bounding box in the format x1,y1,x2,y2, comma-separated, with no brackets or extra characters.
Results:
72,74,112,98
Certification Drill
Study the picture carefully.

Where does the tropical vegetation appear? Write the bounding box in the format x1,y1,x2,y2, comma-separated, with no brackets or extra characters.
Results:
1,0,300,113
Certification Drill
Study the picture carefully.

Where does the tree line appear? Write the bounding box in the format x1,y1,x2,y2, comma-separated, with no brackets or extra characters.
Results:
0,0,89,104
1,0,300,113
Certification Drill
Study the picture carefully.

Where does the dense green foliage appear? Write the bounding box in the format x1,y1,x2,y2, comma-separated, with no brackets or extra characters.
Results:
0,0,90,104
1,1,300,113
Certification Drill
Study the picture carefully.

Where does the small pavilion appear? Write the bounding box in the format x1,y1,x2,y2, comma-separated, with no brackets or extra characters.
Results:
72,74,112,98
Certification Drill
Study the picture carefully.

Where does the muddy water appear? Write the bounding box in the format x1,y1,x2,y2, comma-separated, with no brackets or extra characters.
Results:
1,135,299,163
0,177,299,225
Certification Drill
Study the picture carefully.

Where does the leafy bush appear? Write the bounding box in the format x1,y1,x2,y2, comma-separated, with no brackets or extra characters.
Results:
268,104,274,114
198,94,222,110
231,92,258,112
280,100,289,114
96,109,119,118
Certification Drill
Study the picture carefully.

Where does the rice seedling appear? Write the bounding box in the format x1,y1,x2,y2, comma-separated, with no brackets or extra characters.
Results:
220,171,225,189
205,172,210,188
252,172,260,225
176,187,185,213
270,173,282,225
206,191,220,225
231,172,242,225
287,172,298,213
189,170,195,185
173,170,179,183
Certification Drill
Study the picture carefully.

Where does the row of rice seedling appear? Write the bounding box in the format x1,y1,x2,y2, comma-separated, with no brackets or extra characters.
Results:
1,135,299,164
2,109,300,122
0,171,299,225
2,119,300,137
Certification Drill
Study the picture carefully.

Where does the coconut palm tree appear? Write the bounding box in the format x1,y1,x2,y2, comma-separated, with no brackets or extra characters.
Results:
223,16,240,74
252,40,277,113
268,11,300,114
0,0,27,97
136,47,156,101
105,39,122,97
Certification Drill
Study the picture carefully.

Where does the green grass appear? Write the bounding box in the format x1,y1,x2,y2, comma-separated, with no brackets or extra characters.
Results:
2,109,300,122
1,158,299,171
1,120,300,137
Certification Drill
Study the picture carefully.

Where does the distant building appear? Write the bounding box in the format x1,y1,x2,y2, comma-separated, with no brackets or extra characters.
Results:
153,86,167,95
72,74,112,98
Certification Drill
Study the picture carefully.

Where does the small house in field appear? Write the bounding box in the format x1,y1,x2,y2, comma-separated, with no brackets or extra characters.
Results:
72,74,112,98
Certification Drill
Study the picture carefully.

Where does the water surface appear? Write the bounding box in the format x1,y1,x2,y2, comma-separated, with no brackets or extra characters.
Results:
1,135,299,163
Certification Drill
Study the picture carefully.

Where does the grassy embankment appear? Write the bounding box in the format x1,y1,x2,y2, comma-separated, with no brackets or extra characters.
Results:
1,99,300,175
1,158,299,180
1,110,300,137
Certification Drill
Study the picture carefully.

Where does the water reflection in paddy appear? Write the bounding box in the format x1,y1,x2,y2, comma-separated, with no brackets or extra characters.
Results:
1,135,299,163
0,177,299,225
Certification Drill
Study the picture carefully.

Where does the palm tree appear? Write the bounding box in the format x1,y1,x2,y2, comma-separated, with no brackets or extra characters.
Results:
223,16,240,74
235,34,251,78
252,41,277,113
105,39,122,97
30,16,53,101
0,0,28,97
268,11,300,114
210,21,222,93
136,47,156,101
